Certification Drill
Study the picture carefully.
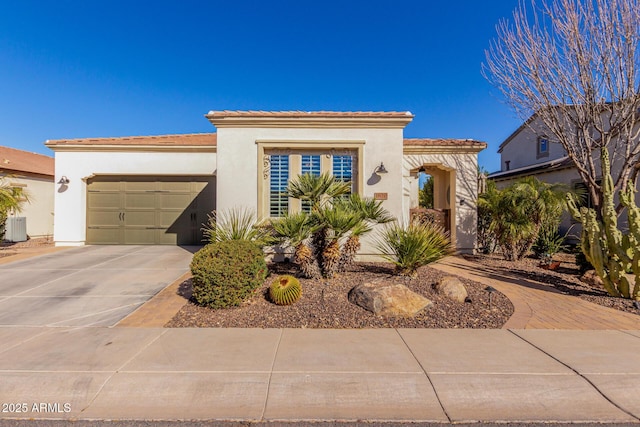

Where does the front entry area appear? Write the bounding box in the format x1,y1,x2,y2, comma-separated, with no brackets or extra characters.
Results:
86,175,215,245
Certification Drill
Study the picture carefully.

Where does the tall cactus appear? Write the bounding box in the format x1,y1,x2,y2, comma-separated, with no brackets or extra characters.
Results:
567,147,639,300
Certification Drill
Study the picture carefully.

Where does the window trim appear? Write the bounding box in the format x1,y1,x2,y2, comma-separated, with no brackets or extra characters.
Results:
256,140,365,219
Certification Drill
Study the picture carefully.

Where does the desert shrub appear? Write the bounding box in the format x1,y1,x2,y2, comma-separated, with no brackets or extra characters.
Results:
190,240,267,309
532,227,566,259
375,220,452,277
201,207,274,247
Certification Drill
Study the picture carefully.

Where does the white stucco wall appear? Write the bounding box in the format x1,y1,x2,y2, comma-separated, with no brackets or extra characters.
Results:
403,152,480,253
4,175,54,238
52,150,216,245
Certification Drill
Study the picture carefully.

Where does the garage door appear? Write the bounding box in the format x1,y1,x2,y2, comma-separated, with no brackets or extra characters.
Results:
86,176,215,245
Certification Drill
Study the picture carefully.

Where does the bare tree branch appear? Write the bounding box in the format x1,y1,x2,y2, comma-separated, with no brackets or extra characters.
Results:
483,0,640,216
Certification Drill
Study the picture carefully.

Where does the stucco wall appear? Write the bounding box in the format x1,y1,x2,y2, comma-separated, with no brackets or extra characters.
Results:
3,175,54,238
403,152,480,253
53,150,216,245
499,118,567,171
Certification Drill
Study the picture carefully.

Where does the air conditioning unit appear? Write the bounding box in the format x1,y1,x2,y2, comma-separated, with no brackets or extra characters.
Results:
5,217,27,242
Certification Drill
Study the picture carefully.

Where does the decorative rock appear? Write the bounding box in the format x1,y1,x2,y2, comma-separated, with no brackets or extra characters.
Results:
433,276,468,303
348,282,433,317
581,270,604,288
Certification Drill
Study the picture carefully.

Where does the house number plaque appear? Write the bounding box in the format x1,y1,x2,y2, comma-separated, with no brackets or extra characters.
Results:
374,193,388,200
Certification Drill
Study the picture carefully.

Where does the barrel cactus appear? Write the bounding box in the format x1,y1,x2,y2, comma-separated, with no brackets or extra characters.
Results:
269,275,302,305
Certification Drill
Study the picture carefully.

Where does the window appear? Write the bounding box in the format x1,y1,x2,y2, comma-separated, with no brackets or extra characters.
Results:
266,151,357,217
537,136,549,158
269,155,289,217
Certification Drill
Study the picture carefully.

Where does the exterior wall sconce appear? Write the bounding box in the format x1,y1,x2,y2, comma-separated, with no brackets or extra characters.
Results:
375,162,388,175
58,176,70,185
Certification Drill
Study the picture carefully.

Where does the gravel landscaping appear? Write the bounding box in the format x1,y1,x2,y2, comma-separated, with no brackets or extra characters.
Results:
166,261,514,329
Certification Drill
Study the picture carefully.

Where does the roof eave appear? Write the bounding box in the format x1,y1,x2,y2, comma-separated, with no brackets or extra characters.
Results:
206,114,414,129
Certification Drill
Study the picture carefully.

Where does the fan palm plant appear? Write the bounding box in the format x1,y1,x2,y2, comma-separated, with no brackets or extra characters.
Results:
274,173,396,279
478,177,570,261
312,204,363,278
334,194,395,271
270,212,321,278
286,172,351,210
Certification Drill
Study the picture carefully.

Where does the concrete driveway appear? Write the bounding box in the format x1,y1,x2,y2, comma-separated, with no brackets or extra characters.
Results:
0,245,196,327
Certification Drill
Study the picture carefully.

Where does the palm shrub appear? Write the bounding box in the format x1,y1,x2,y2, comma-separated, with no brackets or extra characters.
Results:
0,177,29,241
202,207,274,247
375,219,452,277
190,240,268,309
270,212,321,279
479,178,570,261
272,173,395,279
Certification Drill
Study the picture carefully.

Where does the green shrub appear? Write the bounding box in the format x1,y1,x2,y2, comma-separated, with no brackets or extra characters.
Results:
190,240,267,309
375,220,452,277
532,227,566,259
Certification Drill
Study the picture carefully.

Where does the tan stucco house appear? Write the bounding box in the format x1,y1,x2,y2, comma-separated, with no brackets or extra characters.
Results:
46,111,486,255
0,146,55,239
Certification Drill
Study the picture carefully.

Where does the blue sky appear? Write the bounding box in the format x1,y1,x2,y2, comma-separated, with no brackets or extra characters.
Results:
0,1,522,173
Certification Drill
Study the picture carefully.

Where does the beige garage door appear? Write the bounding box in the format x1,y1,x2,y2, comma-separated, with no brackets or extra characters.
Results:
86,176,215,245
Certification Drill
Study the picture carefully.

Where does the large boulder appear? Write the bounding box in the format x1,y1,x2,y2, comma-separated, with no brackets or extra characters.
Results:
348,282,433,317
433,276,468,303
580,270,604,288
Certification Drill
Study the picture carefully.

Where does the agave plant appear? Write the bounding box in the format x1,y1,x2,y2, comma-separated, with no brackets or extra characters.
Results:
202,207,274,247
375,219,452,277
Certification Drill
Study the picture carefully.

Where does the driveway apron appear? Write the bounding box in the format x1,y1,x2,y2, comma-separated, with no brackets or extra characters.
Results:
0,245,195,327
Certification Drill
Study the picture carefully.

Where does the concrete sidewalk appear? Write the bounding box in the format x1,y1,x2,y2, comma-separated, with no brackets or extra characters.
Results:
1,327,639,423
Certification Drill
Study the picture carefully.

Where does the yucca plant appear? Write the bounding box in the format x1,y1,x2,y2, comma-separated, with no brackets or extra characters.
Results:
375,220,452,277
202,207,274,247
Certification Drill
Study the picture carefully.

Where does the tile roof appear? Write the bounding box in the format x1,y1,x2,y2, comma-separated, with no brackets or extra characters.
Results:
207,110,414,118
0,146,54,177
45,133,217,147
403,138,487,148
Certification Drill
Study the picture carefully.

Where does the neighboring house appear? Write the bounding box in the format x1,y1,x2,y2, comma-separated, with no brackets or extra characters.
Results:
488,112,640,236
0,146,55,239
45,111,486,255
